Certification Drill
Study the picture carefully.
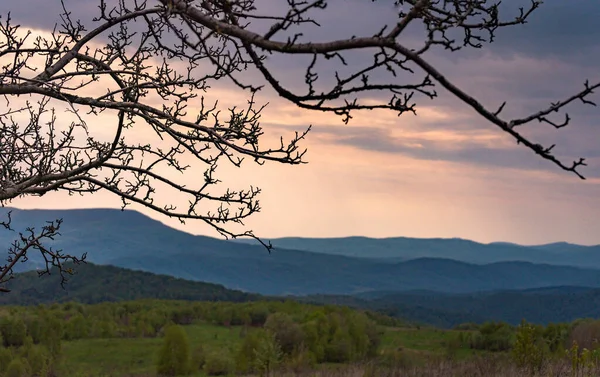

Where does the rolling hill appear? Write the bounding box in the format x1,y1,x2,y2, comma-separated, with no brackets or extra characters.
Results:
0,262,259,305
3,263,600,329
2,208,600,296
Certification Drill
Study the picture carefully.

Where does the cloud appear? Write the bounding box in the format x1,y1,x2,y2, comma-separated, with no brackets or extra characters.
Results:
4,0,600,244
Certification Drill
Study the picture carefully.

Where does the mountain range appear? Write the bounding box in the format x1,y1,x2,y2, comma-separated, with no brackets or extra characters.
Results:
1,207,600,297
234,236,600,267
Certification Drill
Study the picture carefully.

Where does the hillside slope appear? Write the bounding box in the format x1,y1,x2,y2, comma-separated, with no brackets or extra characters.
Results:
4,264,600,329
0,263,259,305
3,208,600,296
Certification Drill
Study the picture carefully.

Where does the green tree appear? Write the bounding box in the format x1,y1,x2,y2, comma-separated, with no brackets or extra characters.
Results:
0,347,13,374
470,321,513,352
64,313,88,340
543,322,569,353
0,317,27,347
156,324,190,376
5,358,29,377
325,327,353,363
236,330,265,374
39,315,62,362
512,320,547,376
24,345,50,377
264,313,304,356
24,317,43,345
252,331,282,377
203,351,234,376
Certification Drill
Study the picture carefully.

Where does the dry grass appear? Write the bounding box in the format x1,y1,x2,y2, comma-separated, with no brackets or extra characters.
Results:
268,356,600,377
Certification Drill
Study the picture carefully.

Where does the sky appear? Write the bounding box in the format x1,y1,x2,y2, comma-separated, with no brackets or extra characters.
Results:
4,0,600,245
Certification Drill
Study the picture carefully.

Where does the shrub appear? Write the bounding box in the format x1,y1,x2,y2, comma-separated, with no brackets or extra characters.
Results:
5,358,30,377
469,321,513,352
39,321,61,362
0,317,27,347
283,347,315,374
236,329,271,374
24,317,43,344
248,305,270,326
64,314,88,340
325,328,352,363
512,320,548,376
252,331,282,377
156,324,190,376
203,351,234,376
0,347,13,374
568,320,600,352
542,322,569,353
26,346,50,377
264,313,304,356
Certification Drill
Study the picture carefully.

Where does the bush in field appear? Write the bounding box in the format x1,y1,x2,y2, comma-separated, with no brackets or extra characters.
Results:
156,324,190,376
203,351,235,376
284,347,316,374
301,312,328,362
565,340,600,375
568,320,600,352
236,329,272,374
264,313,304,356
348,312,381,359
5,358,30,377
511,320,548,376
252,331,282,377
26,345,51,377
24,316,43,345
325,327,353,363
248,305,270,326
0,347,13,373
64,313,88,340
542,322,570,353
469,321,513,352
0,317,27,347
39,315,62,362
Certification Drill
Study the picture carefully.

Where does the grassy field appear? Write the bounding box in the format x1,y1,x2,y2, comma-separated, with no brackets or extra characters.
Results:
59,322,246,376
58,323,471,376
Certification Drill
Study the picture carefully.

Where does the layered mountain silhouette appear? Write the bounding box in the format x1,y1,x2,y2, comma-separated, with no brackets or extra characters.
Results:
1,207,600,296
234,236,600,267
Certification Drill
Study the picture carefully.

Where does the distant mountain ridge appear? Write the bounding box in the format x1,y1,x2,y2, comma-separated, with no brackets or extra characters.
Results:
234,236,600,267
2,208,600,296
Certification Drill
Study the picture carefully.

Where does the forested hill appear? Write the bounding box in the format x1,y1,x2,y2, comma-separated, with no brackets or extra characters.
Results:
4,264,600,329
0,263,260,306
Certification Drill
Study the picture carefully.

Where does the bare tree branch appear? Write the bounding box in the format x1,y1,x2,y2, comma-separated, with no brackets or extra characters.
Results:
161,0,596,178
